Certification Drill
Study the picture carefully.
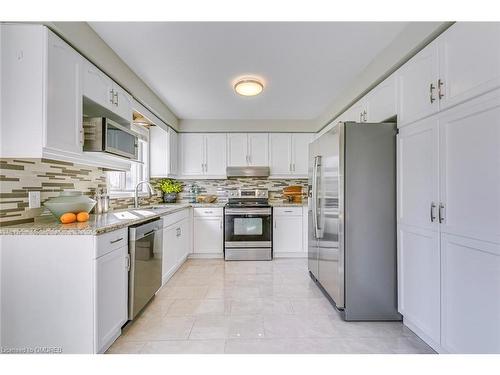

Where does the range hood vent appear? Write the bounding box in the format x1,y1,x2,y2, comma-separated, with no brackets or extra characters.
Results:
226,166,270,178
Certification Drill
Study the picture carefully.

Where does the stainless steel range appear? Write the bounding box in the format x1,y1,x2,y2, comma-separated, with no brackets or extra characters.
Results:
224,188,272,261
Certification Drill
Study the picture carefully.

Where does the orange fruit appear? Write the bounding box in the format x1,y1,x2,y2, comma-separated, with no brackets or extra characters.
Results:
76,211,90,222
60,212,77,224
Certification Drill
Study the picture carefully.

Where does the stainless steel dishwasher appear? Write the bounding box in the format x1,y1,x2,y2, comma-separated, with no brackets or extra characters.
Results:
128,218,163,320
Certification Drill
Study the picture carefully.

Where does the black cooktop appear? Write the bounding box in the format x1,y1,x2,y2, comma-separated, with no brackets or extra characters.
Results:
225,201,271,208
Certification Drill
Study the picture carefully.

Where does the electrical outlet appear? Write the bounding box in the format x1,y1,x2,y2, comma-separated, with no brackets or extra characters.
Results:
28,191,41,209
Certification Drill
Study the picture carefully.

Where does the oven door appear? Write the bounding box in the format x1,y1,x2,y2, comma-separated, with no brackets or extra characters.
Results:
104,119,139,160
224,207,272,248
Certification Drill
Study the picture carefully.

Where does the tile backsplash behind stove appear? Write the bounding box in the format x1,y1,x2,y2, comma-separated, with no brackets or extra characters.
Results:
167,178,308,204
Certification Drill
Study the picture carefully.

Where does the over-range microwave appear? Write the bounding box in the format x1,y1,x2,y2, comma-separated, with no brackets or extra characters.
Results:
83,117,138,160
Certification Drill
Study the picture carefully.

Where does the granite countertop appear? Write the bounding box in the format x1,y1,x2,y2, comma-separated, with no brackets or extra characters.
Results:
0,203,224,236
0,201,310,235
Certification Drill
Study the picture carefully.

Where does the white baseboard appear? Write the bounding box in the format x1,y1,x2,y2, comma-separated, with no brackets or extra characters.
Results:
188,253,224,259
273,252,308,258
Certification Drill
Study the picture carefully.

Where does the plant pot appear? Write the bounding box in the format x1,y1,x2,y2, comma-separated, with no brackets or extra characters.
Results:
163,192,177,203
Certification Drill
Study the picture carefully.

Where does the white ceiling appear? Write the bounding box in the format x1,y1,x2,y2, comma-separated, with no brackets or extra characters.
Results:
89,22,408,120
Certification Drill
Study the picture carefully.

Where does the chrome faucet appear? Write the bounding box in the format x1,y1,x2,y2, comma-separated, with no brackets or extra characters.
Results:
134,181,154,208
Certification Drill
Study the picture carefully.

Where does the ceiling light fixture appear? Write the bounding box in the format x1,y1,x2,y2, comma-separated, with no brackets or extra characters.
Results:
234,78,264,96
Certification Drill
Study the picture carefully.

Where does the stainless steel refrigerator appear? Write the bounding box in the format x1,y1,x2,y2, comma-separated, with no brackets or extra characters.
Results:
308,121,401,321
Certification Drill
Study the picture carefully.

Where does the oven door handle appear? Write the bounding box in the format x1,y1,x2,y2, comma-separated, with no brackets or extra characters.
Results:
225,209,272,216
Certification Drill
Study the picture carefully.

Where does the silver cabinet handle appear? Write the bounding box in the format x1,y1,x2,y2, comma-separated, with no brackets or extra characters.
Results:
360,112,363,122
274,219,277,228
289,163,292,172
430,202,437,222
126,254,131,272
284,210,293,213
176,227,181,237
110,237,123,244
79,129,84,145
363,110,368,122
438,203,445,223
219,219,222,229
438,79,444,99
429,83,436,103
109,89,115,105
292,163,295,172
204,210,213,214
114,91,119,106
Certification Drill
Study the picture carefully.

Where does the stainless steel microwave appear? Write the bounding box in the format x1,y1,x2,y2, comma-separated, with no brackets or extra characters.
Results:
83,117,138,160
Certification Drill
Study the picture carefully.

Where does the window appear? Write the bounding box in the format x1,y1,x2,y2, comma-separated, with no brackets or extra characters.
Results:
107,125,149,195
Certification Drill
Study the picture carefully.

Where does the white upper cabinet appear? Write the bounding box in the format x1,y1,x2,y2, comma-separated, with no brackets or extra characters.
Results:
438,22,500,110
179,133,226,178
205,133,227,176
269,133,313,177
343,98,368,123
438,90,500,244
82,60,132,124
248,133,269,166
45,29,83,155
179,133,205,176
269,133,292,176
150,126,178,178
227,133,269,166
397,42,440,126
291,133,313,176
227,133,248,166
82,60,113,111
397,117,439,231
365,74,397,122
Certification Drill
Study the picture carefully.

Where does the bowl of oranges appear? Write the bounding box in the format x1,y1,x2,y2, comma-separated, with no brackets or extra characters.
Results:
44,191,96,223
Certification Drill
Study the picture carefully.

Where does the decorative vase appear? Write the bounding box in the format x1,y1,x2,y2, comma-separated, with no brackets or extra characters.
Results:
163,192,177,203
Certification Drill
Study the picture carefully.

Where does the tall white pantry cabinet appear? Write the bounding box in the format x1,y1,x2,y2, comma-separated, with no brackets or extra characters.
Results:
397,91,500,352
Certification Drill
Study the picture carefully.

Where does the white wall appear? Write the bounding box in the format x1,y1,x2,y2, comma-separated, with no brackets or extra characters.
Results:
45,22,179,131
179,119,317,133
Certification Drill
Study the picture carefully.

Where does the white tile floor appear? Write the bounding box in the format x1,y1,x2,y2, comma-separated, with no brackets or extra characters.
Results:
107,258,435,354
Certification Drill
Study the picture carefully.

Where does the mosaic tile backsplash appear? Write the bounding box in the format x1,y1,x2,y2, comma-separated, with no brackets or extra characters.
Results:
0,158,307,226
0,158,161,226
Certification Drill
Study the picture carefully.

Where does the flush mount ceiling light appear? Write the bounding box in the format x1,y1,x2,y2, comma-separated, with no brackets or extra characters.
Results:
234,78,264,96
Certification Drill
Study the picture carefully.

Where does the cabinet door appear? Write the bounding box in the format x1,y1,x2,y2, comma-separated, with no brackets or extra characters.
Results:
248,133,269,166
179,133,204,176
169,129,179,176
438,91,500,244
176,219,190,263
45,30,83,154
227,133,248,166
366,74,397,122
205,133,227,176
95,246,128,353
274,216,303,253
82,60,113,109
193,217,223,254
112,85,133,123
149,125,169,177
397,117,439,231
397,42,439,126
291,133,313,176
398,224,441,347
439,23,500,110
343,98,366,122
162,225,178,283
441,234,500,353
269,133,292,176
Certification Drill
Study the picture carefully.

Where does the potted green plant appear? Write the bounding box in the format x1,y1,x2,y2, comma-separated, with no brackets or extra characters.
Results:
153,178,183,203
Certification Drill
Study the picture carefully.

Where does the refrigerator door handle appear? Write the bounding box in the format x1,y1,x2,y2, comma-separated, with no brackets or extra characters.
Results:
314,156,322,239
311,156,318,238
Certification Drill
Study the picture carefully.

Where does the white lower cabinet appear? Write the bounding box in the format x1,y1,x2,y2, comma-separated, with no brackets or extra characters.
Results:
440,234,500,353
273,207,305,257
161,209,191,283
193,208,223,256
95,245,128,353
398,224,441,348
